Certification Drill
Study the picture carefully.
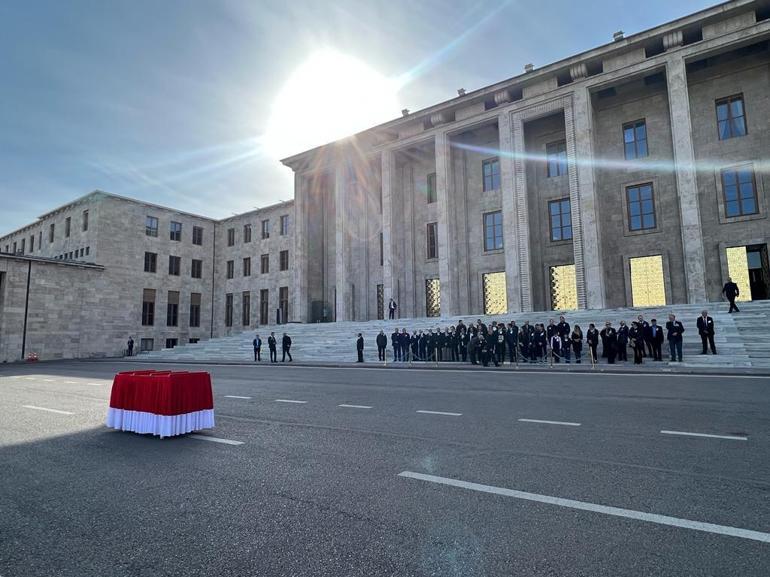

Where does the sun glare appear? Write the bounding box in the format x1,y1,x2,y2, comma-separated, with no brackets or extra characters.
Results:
265,49,400,160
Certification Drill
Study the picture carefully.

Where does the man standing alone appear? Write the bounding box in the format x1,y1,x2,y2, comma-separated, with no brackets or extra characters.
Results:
356,333,364,363
696,310,717,355
722,277,740,313
666,314,684,362
281,333,293,362
268,332,277,363
253,333,262,361
127,337,134,357
388,298,397,320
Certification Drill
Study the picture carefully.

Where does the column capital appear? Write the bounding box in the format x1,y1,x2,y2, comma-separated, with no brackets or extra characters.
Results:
663,30,684,51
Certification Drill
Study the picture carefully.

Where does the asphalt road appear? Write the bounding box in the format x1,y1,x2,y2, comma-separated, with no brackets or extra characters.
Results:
1,361,769,577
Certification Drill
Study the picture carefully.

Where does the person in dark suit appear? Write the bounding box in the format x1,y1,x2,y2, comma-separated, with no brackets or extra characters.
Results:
600,322,618,364
629,322,644,364
418,330,428,361
400,329,410,362
281,333,292,362
637,315,651,357
376,330,387,361
557,316,571,363
356,333,364,362
649,319,664,361
586,324,599,364
127,337,134,357
388,298,397,319
722,277,740,313
617,320,629,362
506,321,519,363
268,332,277,363
253,333,262,361
571,325,583,363
665,313,685,362
696,310,717,355
410,331,419,361
391,329,400,362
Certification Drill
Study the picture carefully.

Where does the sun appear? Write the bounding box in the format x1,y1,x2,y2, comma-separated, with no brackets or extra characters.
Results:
265,49,400,160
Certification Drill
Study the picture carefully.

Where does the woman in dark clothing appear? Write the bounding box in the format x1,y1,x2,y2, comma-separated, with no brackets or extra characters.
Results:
571,325,583,363
617,320,629,362
629,321,644,364
586,323,599,364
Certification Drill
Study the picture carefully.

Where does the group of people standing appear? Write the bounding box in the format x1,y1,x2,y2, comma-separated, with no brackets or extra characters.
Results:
252,332,292,363
359,310,717,366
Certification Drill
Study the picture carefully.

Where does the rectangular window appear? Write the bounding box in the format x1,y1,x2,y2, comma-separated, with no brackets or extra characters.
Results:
227,228,235,246
242,291,251,326
20,239,25,254
483,211,503,251
279,250,289,271
168,255,181,276
426,222,438,259
192,226,203,245
225,293,233,327
716,94,746,140
261,253,269,274
260,289,269,325
226,260,234,279
191,259,202,279
243,257,251,277
379,232,384,266
243,224,252,243
427,173,437,203
29,235,34,252
165,339,178,350
280,215,289,236
49,223,55,243
166,291,179,327
170,221,182,241
189,338,200,344
65,217,71,237
85,246,89,256
144,252,157,273
279,286,289,324
549,198,573,241
142,289,156,326
546,141,568,177
82,210,89,232
146,216,158,237
189,293,201,327
482,158,501,191
626,183,657,230
38,231,42,251
623,119,648,159
140,338,154,352
261,219,270,239
721,167,758,217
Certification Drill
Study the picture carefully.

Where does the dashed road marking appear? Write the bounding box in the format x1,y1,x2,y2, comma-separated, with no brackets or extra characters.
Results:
22,405,74,415
518,418,581,427
189,434,244,446
224,395,253,399
275,399,307,404
398,471,770,543
338,404,373,409
416,410,462,416
660,430,747,441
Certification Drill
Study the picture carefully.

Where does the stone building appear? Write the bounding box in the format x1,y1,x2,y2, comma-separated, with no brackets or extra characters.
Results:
0,191,294,360
282,0,770,322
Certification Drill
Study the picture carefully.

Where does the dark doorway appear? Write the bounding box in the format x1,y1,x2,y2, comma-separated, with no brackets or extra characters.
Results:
747,244,769,300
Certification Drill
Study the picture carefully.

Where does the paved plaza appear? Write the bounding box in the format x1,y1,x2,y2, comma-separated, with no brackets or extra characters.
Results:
1,361,768,576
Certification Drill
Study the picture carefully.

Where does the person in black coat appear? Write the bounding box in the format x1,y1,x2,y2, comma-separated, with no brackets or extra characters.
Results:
410,331,419,361
722,277,740,313
519,321,532,361
418,330,428,362
629,322,644,364
399,329,410,362
571,325,583,363
586,324,599,364
469,333,479,365
459,328,469,363
665,313,685,362
532,324,547,363
557,316,571,363
649,319,664,361
696,310,717,355
391,330,401,362
600,322,617,364
253,333,262,362
617,321,629,362
636,315,651,357
376,330,387,361
506,321,519,363
281,333,292,362
356,333,364,363
268,332,277,363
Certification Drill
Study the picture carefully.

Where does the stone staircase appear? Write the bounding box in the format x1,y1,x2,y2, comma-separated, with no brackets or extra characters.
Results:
139,301,770,370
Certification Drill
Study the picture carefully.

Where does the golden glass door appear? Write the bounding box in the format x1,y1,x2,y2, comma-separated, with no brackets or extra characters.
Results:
549,264,578,311
629,255,666,307
482,272,507,315
725,246,752,302
425,278,441,317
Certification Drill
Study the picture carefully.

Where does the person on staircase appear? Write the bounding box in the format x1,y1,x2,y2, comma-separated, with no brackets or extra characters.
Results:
696,309,717,355
722,277,740,313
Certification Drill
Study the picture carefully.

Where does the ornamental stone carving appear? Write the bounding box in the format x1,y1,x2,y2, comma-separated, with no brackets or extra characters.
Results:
663,30,683,51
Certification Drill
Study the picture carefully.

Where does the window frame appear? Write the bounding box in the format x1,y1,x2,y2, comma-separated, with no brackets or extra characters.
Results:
426,222,438,260
144,251,157,273
145,216,159,237
625,182,658,232
720,165,759,219
482,158,501,192
261,219,270,239
546,140,568,178
226,260,234,279
482,211,503,252
170,221,182,241
243,224,252,243
622,119,648,160
715,94,747,141
279,250,289,271
548,198,573,242
427,172,437,204
168,255,181,276
243,256,251,277
192,226,203,246
191,258,202,279
227,228,235,247
280,215,289,236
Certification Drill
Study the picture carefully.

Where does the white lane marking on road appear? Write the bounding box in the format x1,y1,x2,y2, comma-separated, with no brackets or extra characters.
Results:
275,399,307,404
660,430,748,441
338,404,373,409
64,381,78,384
86,383,105,386
398,471,770,543
42,379,55,383
224,395,253,399
22,405,74,415
518,418,581,427
189,434,244,446
416,410,462,416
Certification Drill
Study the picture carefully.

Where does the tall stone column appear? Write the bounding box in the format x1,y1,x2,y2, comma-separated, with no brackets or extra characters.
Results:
334,164,349,321
511,114,533,312
381,149,396,309
292,171,308,322
666,54,707,303
568,86,605,310
498,109,522,312
435,131,457,317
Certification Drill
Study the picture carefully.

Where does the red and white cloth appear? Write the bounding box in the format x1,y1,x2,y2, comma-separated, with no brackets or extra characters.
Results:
106,370,214,438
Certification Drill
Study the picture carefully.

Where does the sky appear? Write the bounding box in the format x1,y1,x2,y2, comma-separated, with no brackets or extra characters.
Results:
0,0,716,234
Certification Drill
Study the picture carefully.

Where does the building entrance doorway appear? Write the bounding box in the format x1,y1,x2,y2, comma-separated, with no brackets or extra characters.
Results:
629,255,666,307
726,244,769,301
